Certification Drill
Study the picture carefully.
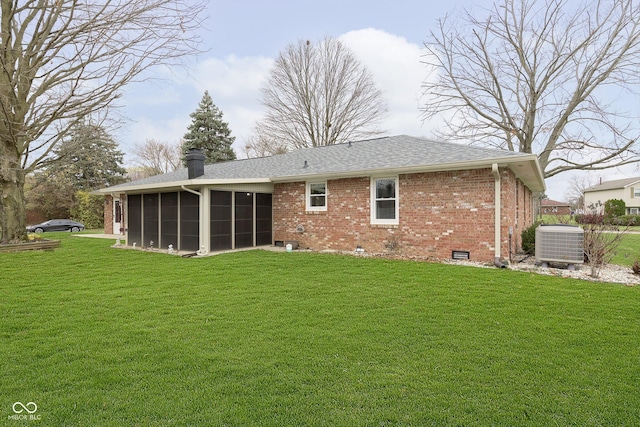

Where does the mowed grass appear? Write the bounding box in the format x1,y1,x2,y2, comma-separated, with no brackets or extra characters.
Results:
1,234,639,426
611,232,640,267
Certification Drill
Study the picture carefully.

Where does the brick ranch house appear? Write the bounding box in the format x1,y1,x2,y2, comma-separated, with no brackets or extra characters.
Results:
96,135,545,264
541,199,572,216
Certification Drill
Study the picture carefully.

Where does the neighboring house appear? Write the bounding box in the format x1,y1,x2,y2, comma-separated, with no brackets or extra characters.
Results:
96,135,545,263
541,199,572,216
583,177,640,214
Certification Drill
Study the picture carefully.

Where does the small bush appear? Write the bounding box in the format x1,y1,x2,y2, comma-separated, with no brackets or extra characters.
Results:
604,199,625,219
612,215,640,226
70,191,104,229
582,222,629,278
521,221,542,254
575,212,604,225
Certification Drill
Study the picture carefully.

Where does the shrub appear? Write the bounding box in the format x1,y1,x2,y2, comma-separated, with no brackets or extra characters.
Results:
70,191,104,229
582,222,629,278
521,221,542,254
604,199,625,219
612,215,640,226
575,212,604,225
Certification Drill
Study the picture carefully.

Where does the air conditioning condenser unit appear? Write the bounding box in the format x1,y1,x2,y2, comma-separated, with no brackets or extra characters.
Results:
535,224,584,267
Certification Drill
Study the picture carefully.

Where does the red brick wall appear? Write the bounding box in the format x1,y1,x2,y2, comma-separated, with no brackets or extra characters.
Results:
103,194,126,234
104,195,114,234
500,170,533,261
542,206,571,215
273,168,534,262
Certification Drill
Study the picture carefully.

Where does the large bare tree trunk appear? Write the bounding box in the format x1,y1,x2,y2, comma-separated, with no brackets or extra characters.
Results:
0,0,205,242
0,142,26,243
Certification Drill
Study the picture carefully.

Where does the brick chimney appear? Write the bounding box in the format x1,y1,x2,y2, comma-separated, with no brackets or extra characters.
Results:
186,148,205,179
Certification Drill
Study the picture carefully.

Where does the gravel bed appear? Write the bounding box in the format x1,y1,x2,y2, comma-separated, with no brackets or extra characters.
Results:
442,255,639,286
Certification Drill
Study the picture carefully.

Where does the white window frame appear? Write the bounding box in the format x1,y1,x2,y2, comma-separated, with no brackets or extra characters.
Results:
306,181,327,212
370,176,399,225
629,207,639,215
634,187,640,198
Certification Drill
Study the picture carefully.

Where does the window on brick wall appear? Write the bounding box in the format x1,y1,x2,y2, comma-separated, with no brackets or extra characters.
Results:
306,182,327,211
371,177,399,225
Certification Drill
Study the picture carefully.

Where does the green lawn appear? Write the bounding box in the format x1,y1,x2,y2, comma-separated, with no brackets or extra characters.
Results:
610,233,640,267
1,233,639,426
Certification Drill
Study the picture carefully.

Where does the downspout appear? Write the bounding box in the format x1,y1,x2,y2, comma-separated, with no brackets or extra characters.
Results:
492,164,507,268
181,185,207,255
181,185,201,197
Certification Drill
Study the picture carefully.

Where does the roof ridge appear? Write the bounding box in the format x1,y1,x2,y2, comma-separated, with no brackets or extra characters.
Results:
98,135,544,193
586,176,640,191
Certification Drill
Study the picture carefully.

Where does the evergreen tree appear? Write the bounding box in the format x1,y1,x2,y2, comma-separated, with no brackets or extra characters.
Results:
182,91,237,165
24,122,127,222
52,123,128,190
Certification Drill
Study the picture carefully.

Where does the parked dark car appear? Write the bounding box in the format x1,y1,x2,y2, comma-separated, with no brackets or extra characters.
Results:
27,219,85,233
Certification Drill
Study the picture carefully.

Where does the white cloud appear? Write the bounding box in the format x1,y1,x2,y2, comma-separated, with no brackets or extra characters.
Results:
119,55,273,159
193,55,273,102
339,28,431,137
122,116,189,165
191,55,274,149
119,29,455,161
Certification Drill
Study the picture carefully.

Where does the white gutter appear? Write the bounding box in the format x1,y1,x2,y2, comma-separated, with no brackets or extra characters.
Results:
93,178,273,194
271,155,538,181
492,164,506,268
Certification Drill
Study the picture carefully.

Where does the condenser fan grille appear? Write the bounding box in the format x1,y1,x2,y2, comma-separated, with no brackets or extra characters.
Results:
535,225,584,264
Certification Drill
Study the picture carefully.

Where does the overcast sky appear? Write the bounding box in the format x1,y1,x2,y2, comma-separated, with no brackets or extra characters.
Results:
115,0,638,202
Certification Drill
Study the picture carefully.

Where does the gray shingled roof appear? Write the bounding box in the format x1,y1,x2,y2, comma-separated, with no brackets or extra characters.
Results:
102,135,539,191
584,177,640,192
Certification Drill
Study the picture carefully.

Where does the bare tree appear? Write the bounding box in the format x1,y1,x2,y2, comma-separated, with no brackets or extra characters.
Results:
0,0,206,243
132,139,182,176
255,37,388,152
126,167,156,182
565,175,602,210
583,222,628,278
243,127,288,159
580,205,629,278
422,0,640,179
